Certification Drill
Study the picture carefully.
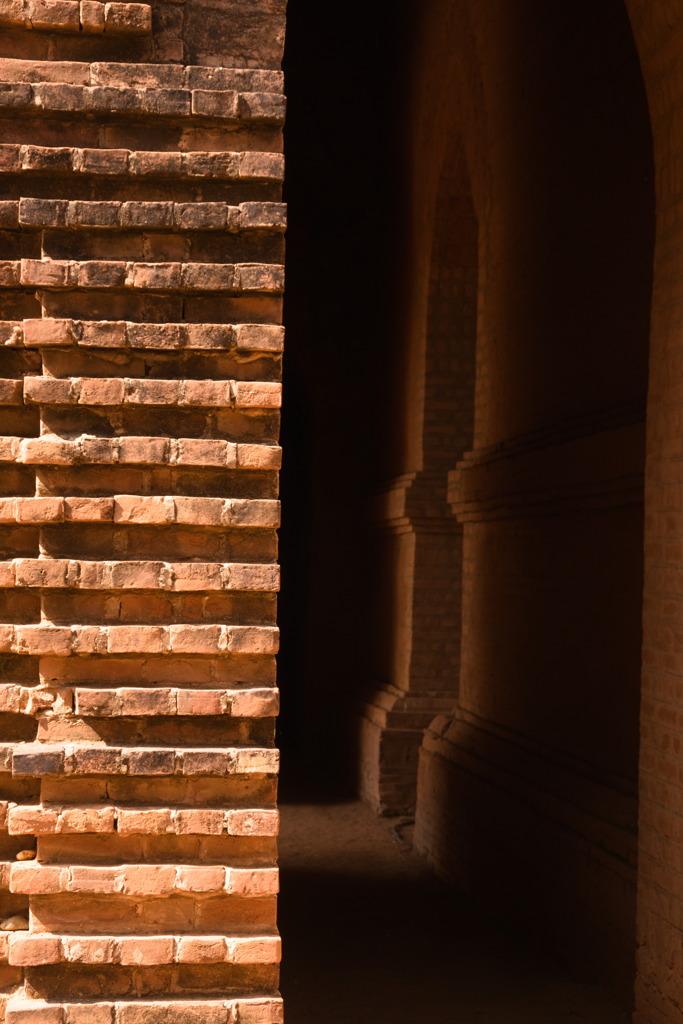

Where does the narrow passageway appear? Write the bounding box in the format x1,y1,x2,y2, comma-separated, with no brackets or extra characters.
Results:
277,798,630,1024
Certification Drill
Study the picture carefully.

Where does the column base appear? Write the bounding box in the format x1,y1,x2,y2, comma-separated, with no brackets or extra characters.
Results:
414,709,638,1003
354,682,456,815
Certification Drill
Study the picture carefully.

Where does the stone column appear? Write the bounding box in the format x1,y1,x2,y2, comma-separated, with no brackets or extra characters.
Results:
356,177,477,815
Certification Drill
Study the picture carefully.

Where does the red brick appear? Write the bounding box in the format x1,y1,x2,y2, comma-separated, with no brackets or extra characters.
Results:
27,0,80,29
63,937,114,964
230,936,281,963
227,867,278,896
174,809,224,835
176,689,224,715
121,865,175,895
64,1005,114,1024
0,378,23,404
227,809,278,836
11,863,66,894
169,624,221,654
24,377,74,404
119,936,173,966
182,749,228,775
68,867,121,894
191,90,239,118
104,1,151,34
107,626,167,654
119,688,174,715
177,936,226,963
126,747,176,775
8,805,59,835
129,151,182,176
58,805,115,833
79,0,105,32
5,1000,64,1023
70,747,122,775
117,1004,227,1024
78,378,125,405
236,998,283,1024
9,934,62,966
23,319,75,347
117,807,172,835
113,495,173,523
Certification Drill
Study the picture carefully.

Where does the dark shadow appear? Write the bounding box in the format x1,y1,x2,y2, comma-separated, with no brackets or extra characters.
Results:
277,802,631,1024
278,0,413,785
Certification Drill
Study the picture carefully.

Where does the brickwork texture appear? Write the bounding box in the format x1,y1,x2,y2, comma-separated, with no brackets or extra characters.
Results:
0,1,285,1020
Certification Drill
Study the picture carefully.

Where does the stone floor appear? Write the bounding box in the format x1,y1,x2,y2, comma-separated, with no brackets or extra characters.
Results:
278,797,631,1024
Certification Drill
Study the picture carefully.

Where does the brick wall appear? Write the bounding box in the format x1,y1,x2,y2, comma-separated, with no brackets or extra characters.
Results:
0,2,285,1020
624,3,683,1022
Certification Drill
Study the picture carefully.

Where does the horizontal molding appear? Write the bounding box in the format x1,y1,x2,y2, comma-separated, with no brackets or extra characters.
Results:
6,742,279,776
4,995,283,1024
0,495,280,527
1,198,286,233
369,471,459,532
0,558,279,591
5,320,283,353
4,931,281,966
0,376,281,409
0,145,284,181
0,684,278,717
0,58,283,94
450,416,645,522
0,623,280,656
0,0,152,35
6,802,279,835
423,705,637,865
357,678,457,729
0,435,281,469
0,259,284,294
0,82,285,125
9,862,278,897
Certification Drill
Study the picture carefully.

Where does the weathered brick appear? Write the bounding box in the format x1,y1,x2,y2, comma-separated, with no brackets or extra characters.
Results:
0,379,23,404
23,318,76,346
64,1004,114,1024
8,804,59,835
63,937,115,964
11,863,67,893
0,12,285,1016
13,744,65,775
103,1,151,34
126,747,176,775
174,808,224,835
228,804,278,837
119,936,173,965
9,934,62,967
117,807,172,835
5,999,64,1023
177,936,226,963
79,0,105,32
58,805,115,833
230,936,281,964
176,689,223,715
236,998,283,1024
191,89,239,118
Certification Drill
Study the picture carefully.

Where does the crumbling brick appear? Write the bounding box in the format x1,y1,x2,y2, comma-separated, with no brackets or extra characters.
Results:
0,3,283,1017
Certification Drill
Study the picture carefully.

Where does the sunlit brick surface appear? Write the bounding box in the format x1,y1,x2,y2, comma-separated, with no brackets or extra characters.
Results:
0,1,284,1017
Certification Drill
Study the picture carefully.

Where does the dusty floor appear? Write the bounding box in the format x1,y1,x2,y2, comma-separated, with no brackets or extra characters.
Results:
277,797,631,1024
